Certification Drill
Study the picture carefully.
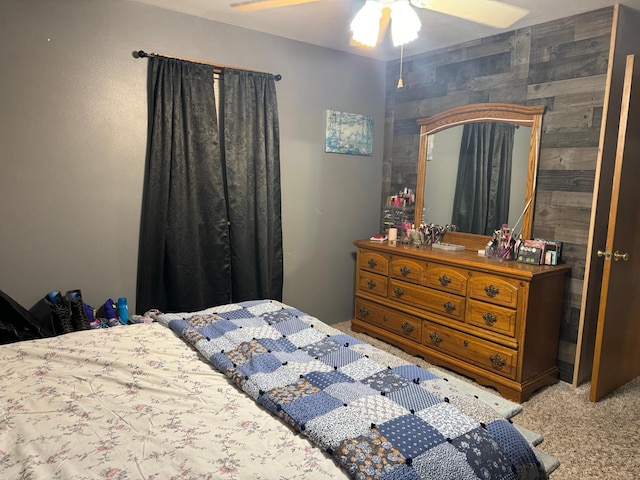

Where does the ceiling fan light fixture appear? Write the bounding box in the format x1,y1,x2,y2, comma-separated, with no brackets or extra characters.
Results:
390,0,421,47
350,1,383,47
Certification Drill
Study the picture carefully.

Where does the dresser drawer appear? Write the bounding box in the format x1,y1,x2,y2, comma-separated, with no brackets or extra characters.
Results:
354,298,422,342
389,256,425,285
468,275,521,308
358,271,388,298
358,248,389,275
423,263,468,295
389,278,465,321
466,299,517,337
423,322,517,380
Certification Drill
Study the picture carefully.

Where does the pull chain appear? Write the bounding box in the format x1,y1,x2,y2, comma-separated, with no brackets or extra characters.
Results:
397,44,404,89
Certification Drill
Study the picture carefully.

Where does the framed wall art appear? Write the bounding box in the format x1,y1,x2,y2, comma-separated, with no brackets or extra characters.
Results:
325,110,373,156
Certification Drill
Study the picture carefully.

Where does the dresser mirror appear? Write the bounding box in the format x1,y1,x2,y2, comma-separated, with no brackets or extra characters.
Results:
414,103,545,240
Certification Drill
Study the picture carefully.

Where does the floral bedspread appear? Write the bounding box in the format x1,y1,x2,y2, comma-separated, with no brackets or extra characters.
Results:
159,300,547,480
0,320,345,479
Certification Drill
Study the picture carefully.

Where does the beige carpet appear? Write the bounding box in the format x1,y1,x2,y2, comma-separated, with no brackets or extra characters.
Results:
332,321,640,479
516,376,640,479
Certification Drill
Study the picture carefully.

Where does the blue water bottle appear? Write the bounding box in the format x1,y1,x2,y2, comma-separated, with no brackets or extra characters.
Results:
117,297,129,324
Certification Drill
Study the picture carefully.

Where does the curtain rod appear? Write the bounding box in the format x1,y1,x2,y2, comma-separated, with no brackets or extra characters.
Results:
133,50,282,81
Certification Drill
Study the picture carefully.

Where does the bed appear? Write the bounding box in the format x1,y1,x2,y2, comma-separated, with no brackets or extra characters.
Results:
0,299,547,479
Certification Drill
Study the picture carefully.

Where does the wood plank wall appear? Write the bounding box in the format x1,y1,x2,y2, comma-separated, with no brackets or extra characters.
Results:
382,7,614,382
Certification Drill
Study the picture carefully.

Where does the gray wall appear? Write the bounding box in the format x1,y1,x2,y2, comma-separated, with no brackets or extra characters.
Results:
0,0,386,323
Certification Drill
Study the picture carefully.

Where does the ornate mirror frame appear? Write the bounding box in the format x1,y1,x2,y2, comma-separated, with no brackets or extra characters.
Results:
414,103,545,241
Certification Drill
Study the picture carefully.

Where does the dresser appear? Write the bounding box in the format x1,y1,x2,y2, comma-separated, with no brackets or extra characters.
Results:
352,238,570,402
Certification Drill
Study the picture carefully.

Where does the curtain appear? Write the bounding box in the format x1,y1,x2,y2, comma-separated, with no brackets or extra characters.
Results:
451,122,516,235
222,69,283,302
136,57,231,314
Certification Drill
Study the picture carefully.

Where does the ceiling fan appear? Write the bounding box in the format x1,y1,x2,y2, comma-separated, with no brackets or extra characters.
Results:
230,0,529,47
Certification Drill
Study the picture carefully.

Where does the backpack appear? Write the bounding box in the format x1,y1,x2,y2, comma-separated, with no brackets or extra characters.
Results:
0,289,53,344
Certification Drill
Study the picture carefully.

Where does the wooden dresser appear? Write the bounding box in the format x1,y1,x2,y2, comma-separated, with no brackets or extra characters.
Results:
352,238,570,402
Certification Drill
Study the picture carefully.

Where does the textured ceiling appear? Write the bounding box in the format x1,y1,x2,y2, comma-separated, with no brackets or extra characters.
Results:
130,0,640,61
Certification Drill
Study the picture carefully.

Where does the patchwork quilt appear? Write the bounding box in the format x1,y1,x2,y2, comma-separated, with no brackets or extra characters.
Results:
158,300,547,480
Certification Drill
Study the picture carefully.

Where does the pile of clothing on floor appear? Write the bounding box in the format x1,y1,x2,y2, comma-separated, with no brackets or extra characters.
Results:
0,288,158,345
37,290,157,333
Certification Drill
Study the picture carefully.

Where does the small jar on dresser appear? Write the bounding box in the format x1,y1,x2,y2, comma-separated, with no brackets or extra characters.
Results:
352,238,570,402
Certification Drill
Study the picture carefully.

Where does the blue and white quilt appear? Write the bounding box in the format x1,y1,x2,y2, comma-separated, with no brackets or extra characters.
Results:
157,300,547,480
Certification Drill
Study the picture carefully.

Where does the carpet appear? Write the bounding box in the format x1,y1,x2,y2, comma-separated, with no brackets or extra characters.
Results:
332,321,560,476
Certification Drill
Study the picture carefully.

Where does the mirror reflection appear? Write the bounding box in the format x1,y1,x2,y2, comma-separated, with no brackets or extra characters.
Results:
422,123,531,235
414,104,545,241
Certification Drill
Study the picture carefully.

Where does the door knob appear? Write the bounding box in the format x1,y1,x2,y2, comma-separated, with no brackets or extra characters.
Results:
613,250,629,262
597,250,611,260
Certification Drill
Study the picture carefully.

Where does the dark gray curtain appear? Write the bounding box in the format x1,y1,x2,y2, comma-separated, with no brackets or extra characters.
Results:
452,122,516,235
222,69,283,302
136,56,231,314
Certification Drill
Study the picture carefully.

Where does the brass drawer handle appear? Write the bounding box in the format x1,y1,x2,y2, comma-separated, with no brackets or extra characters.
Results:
367,258,378,268
359,306,369,317
443,301,456,313
439,274,451,286
490,354,506,370
484,285,499,297
482,312,497,325
394,287,405,298
429,331,442,345
401,322,414,334
367,279,377,289
400,265,411,276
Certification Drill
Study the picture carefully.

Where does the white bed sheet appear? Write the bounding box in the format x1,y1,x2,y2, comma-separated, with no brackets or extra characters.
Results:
0,323,348,479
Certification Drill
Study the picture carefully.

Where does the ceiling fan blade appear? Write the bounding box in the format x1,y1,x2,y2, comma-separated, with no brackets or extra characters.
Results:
350,6,391,48
377,7,391,45
411,0,528,28
231,0,319,12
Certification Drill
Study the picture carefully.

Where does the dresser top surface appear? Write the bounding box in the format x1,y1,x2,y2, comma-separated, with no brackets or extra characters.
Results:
354,239,570,279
